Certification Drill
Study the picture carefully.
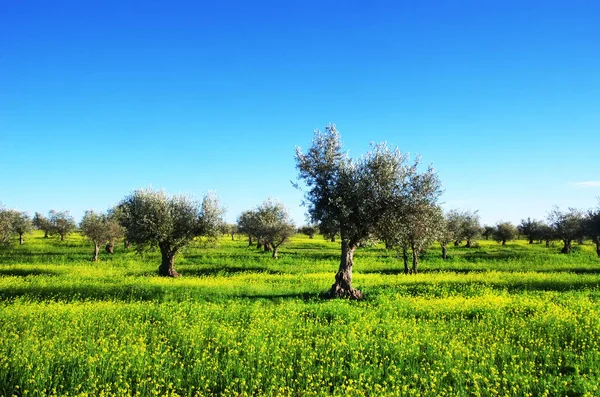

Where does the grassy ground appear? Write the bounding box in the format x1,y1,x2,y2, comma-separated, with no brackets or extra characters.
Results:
1,231,599,396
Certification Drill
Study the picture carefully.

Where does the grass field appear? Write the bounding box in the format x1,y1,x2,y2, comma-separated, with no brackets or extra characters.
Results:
1,231,600,396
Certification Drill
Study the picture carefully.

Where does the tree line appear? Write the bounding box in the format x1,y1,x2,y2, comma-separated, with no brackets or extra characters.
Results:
1,125,599,299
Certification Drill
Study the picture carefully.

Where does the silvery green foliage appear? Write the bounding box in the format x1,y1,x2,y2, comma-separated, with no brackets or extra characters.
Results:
547,206,584,253
80,210,124,246
256,198,296,254
494,221,518,244
0,203,12,246
32,212,52,236
49,210,77,240
117,188,225,253
295,125,409,247
445,209,481,246
237,209,261,240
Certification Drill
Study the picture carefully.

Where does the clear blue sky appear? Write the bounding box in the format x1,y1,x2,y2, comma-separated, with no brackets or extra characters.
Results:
1,0,599,226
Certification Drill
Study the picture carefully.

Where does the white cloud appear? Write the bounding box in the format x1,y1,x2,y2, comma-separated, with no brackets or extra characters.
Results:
570,181,600,188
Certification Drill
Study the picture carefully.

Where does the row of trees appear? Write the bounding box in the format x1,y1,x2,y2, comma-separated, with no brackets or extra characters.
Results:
0,206,78,246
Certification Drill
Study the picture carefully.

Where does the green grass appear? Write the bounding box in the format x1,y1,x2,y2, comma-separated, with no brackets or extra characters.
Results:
1,232,600,396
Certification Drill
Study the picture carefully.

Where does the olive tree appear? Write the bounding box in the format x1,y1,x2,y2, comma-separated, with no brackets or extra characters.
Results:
49,210,77,241
256,199,296,259
117,189,224,277
32,212,52,238
299,225,318,239
0,204,12,246
494,221,517,245
80,210,124,261
438,213,458,260
295,125,416,299
584,201,600,257
11,211,33,245
519,218,543,244
547,206,584,254
446,209,480,247
237,209,261,246
481,225,495,240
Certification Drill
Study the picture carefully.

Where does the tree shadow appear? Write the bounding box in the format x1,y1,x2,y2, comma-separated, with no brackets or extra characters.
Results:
0,268,62,277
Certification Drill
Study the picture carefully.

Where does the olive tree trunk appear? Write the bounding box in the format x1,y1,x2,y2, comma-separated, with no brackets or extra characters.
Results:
44,231,49,238
248,236,253,246
441,244,447,260
272,246,279,259
19,234,24,245
411,246,419,274
60,234,65,241
158,245,180,277
92,244,100,261
263,242,272,252
105,242,114,254
561,239,572,254
329,241,362,299
402,246,409,274
465,239,472,248
596,242,600,258
528,238,533,244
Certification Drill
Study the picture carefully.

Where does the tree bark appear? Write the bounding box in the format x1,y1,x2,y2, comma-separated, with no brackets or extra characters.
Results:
60,234,65,241
263,242,272,252
272,246,279,259
105,242,114,254
44,231,49,238
402,246,409,274
92,244,100,261
19,234,23,245
465,239,472,248
596,242,600,258
561,239,572,254
257,241,262,249
248,236,253,246
441,244,447,260
158,245,180,277
231,233,235,241
411,246,419,274
528,238,533,244
502,240,506,246
545,239,550,248
331,236,336,242
329,241,362,299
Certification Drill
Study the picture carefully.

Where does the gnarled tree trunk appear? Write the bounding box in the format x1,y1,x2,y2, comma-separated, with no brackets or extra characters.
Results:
441,244,447,260
272,246,279,259
105,242,114,254
158,245,180,277
402,246,409,274
263,242,272,252
561,239,572,254
19,234,24,245
248,236,253,246
92,244,100,261
465,239,472,248
329,240,362,299
411,246,419,274
60,234,65,241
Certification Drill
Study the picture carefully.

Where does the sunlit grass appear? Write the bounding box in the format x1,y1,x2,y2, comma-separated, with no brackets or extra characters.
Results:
0,231,599,396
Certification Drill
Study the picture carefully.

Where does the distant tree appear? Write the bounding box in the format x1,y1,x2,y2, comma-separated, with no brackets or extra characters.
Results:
299,225,318,239
32,212,52,238
0,204,12,247
481,225,495,240
80,211,108,261
49,210,77,241
10,211,33,245
446,209,480,247
437,214,457,260
255,199,296,259
117,189,224,277
295,125,434,298
547,206,584,254
519,218,543,244
219,223,238,241
376,159,443,274
237,210,260,246
493,222,517,245
103,211,125,254
584,201,600,257
537,222,555,247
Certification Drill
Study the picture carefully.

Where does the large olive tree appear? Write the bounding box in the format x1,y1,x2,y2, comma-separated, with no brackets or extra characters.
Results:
295,125,415,299
117,189,224,277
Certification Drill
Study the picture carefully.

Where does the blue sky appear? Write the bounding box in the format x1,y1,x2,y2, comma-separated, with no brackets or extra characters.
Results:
1,0,599,226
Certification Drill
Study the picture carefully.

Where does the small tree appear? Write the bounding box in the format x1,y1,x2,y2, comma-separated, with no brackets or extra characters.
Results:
220,223,238,241
519,218,543,244
11,211,33,245
0,204,12,247
584,201,600,257
481,225,495,240
80,210,124,261
445,209,480,247
49,210,77,241
437,214,457,260
547,206,584,254
256,199,296,259
32,212,52,238
237,210,260,246
494,222,517,245
299,225,318,239
117,189,224,277
537,222,555,247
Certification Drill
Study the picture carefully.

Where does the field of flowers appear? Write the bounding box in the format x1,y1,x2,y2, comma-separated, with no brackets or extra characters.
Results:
1,232,600,396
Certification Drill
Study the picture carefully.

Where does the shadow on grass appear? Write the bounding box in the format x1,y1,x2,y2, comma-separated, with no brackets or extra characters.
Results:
0,268,63,277
125,266,286,278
